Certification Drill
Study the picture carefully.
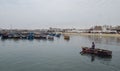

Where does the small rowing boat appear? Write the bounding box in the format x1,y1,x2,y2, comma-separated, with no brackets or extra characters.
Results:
81,47,112,57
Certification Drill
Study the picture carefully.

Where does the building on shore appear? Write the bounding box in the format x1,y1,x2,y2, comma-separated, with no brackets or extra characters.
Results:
89,25,117,34
114,26,120,34
48,27,63,32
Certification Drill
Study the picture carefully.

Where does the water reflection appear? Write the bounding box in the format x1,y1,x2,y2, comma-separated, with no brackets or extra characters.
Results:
91,54,95,62
80,53,112,62
85,35,120,46
116,38,120,42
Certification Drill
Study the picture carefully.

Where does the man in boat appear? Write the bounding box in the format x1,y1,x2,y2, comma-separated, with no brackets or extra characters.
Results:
91,42,95,49
91,42,95,53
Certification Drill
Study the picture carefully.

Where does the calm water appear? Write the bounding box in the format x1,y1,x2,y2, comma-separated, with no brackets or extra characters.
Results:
0,35,120,71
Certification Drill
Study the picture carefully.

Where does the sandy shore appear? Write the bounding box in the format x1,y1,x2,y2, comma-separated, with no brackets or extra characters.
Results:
62,32,120,37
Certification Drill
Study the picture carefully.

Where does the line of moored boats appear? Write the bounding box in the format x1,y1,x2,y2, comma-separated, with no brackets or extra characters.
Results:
0,32,62,40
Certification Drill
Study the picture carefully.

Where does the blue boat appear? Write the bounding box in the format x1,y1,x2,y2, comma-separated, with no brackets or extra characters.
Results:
55,33,61,37
27,32,34,40
48,33,56,36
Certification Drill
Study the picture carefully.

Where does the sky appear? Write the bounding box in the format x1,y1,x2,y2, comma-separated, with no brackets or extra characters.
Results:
0,0,120,29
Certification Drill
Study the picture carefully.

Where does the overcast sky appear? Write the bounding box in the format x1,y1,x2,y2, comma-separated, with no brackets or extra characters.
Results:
0,0,120,29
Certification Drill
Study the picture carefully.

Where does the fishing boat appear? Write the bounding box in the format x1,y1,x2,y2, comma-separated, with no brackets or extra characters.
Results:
55,33,61,37
27,32,34,40
39,35,47,39
1,33,8,39
81,47,112,57
48,33,56,36
48,36,54,40
34,34,41,39
12,34,21,39
20,35,27,39
64,35,70,40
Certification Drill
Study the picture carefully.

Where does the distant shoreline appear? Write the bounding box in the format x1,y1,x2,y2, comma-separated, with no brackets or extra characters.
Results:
62,32,120,37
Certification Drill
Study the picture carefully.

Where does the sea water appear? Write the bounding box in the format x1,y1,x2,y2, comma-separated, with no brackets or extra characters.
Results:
0,35,120,71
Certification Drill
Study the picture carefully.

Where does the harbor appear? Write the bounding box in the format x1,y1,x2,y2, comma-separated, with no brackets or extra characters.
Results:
0,35,120,71
1,0,120,71
0,29,61,40
0,25,120,40
0,27,120,71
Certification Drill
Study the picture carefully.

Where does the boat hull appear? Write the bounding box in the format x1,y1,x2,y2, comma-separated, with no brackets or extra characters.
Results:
81,47,112,57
